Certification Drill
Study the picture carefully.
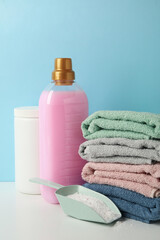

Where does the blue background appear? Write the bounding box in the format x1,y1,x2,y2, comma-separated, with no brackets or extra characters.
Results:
0,0,160,181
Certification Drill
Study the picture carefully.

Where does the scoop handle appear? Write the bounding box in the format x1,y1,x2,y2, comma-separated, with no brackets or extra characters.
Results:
29,177,64,190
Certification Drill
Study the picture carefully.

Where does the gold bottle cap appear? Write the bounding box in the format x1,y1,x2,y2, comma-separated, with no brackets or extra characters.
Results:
52,58,75,85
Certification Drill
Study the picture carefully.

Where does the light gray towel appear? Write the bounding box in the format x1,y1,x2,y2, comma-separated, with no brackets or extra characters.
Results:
78,138,160,164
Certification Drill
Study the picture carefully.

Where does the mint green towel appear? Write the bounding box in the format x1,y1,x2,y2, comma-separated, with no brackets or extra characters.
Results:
81,111,160,140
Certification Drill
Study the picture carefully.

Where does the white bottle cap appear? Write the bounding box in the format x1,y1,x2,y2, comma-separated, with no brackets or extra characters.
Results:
14,106,39,118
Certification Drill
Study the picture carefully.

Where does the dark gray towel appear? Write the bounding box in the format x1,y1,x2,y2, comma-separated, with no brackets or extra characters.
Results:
79,138,160,164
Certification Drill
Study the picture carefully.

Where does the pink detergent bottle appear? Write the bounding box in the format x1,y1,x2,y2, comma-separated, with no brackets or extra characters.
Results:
39,58,88,204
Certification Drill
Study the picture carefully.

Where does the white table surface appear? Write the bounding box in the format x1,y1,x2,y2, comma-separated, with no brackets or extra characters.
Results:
0,182,160,240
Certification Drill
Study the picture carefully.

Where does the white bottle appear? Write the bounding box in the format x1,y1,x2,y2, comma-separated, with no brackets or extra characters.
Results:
14,106,40,194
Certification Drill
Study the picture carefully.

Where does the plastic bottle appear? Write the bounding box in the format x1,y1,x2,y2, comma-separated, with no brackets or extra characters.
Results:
14,106,40,194
39,58,88,203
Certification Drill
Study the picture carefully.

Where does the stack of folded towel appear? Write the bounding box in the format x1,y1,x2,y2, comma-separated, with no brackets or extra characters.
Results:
79,111,160,223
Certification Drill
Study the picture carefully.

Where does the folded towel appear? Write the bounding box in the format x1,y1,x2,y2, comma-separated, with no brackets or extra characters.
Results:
81,162,160,198
79,138,160,164
81,111,160,140
83,183,160,223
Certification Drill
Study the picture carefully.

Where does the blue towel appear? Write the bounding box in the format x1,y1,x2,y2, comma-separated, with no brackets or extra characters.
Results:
83,183,160,223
